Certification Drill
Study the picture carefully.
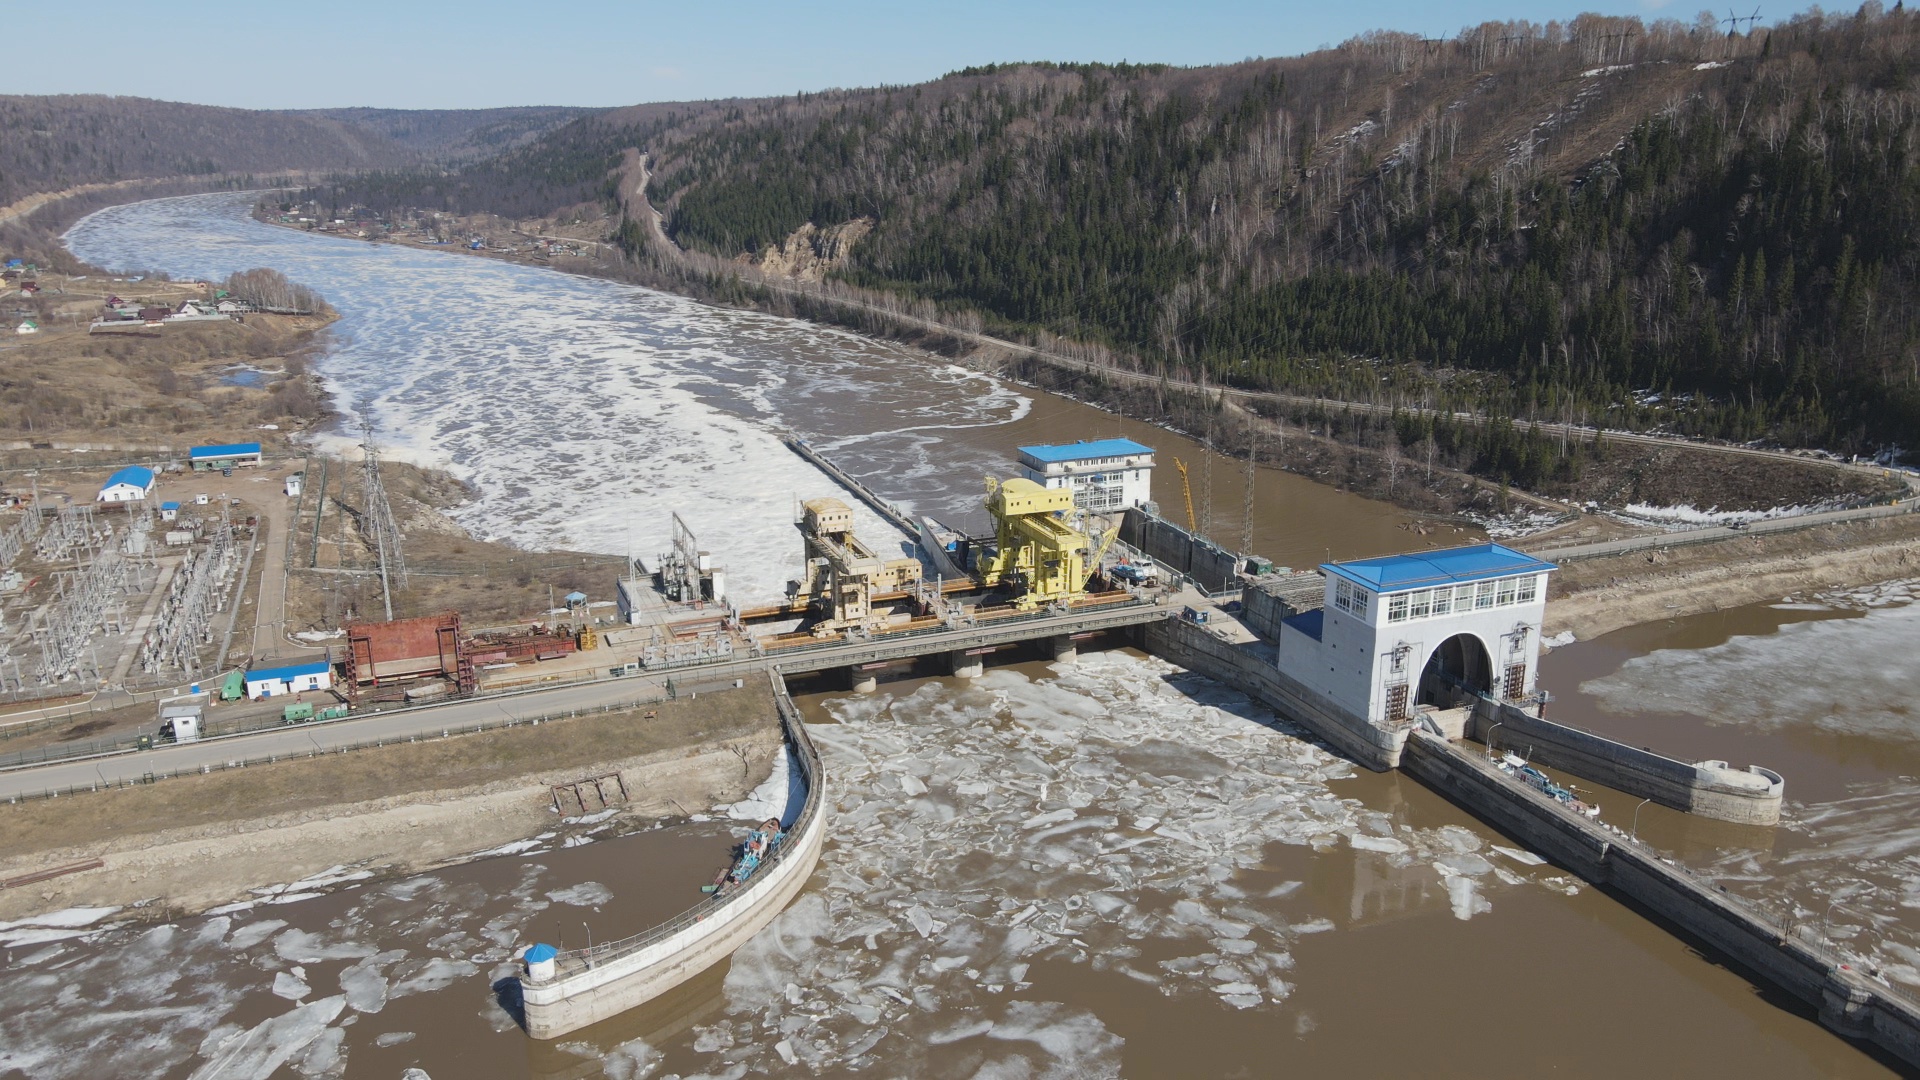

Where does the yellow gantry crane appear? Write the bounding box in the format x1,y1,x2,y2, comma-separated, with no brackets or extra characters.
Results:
978,478,1120,610
1172,458,1198,532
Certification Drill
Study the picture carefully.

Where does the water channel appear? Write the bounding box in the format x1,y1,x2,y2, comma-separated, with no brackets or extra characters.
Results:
0,192,1899,1077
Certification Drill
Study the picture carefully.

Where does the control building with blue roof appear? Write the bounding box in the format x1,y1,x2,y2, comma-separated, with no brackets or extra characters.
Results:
1276,543,1555,731
1015,439,1155,513
97,466,156,503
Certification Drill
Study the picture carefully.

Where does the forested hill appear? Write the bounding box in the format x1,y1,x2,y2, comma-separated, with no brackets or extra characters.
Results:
637,9,1920,454
0,96,600,210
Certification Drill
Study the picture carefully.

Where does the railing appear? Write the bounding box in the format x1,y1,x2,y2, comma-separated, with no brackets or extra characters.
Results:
545,671,822,978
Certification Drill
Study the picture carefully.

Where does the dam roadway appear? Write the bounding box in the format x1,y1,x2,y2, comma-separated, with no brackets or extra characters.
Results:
0,598,1171,801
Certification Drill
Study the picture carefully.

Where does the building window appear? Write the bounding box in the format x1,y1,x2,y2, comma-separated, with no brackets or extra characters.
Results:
1431,588,1452,616
1497,577,1518,606
1333,579,1367,617
1475,581,1496,610
1516,575,1538,603
1408,589,1432,619
1387,594,1408,622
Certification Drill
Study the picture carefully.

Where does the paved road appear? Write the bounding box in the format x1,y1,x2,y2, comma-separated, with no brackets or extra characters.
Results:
0,672,675,799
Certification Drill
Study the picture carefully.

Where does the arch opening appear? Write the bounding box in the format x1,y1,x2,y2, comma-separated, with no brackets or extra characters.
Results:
1417,633,1493,710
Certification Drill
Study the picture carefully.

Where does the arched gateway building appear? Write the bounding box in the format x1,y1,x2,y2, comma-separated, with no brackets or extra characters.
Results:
1277,543,1558,728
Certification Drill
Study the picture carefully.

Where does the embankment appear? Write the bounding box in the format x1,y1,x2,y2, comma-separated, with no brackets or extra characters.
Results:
0,689,779,923
1545,512,1920,639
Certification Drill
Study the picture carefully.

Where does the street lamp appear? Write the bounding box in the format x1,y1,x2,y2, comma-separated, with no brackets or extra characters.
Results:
1630,797,1653,841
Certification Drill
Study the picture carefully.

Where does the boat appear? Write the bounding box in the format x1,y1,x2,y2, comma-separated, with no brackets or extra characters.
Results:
701,818,786,896
917,516,971,581
1496,753,1602,818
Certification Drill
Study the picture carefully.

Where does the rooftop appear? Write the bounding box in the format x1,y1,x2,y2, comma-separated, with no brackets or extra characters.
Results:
102,466,155,490
246,660,330,682
1017,438,1155,464
1322,543,1557,595
190,442,262,458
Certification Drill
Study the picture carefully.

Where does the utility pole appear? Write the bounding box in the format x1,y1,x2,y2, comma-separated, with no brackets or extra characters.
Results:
359,416,408,622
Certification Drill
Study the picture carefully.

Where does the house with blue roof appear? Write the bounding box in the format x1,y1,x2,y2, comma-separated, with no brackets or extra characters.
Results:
1015,438,1155,513
97,466,156,503
159,501,180,522
244,659,333,699
189,442,263,471
1276,542,1556,733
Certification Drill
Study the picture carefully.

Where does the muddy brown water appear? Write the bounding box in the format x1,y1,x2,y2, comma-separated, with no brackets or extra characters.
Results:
18,192,1903,1078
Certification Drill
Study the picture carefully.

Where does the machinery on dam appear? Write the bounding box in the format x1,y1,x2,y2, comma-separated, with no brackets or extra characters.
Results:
795,497,924,637
977,477,1119,610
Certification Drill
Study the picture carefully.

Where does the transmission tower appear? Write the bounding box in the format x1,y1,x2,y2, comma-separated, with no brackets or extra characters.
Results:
360,417,409,621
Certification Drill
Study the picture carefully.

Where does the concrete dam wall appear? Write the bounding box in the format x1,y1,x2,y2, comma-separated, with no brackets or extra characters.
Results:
1401,731,1920,1068
518,677,826,1040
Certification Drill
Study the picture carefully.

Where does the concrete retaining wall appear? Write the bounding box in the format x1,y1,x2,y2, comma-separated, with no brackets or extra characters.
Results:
1470,699,1783,826
1121,508,1243,592
1146,619,1407,770
1402,731,1920,1068
519,679,826,1039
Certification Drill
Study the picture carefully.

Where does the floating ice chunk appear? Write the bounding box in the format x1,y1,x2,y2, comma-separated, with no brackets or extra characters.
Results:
268,892,327,906
899,774,928,796
186,995,345,1080
1436,853,1495,877
1350,834,1408,855
272,971,311,1001
546,882,614,908
204,900,257,916
1022,808,1076,829
292,1025,346,1078
717,744,807,826
774,1039,799,1066
1491,845,1547,867
1292,918,1336,934
1446,875,1492,920
402,1071,432,1080
274,929,375,963
1543,630,1577,649
338,954,397,1013
389,957,478,999
225,910,284,945
603,1037,661,1080
472,839,544,858
1212,981,1260,996
984,1000,1125,1069
284,866,376,892
907,907,936,939
374,1032,415,1048
1221,993,1263,1010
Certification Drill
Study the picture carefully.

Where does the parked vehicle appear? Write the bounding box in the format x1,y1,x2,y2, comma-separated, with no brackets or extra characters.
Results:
157,712,201,743
282,702,315,723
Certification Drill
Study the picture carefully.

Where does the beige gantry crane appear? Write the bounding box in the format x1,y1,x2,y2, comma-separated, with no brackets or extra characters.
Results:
978,478,1120,610
796,497,923,636
1172,458,1198,532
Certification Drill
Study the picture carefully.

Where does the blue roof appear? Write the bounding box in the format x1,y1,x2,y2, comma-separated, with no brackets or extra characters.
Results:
190,442,262,458
1018,438,1155,463
102,466,155,490
161,501,180,510
1283,609,1324,641
524,943,558,963
246,660,330,683
1322,543,1557,595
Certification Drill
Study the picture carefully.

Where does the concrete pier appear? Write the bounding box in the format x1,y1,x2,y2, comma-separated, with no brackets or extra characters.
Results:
950,649,985,678
850,669,879,693
1047,635,1077,662
519,676,827,1039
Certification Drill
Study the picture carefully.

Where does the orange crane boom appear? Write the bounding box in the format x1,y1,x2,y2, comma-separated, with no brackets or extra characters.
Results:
1173,458,1198,532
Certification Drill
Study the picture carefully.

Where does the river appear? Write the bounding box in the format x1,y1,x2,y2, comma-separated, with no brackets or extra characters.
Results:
1,192,1896,1078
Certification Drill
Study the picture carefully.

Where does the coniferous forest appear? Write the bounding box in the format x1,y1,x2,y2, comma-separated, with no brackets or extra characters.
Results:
260,8,1920,454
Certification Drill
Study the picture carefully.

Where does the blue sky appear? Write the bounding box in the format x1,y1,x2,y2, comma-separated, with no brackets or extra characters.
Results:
7,0,1711,110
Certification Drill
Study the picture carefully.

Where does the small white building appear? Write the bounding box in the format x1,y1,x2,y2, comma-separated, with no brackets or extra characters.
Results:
1276,543,1557,727
244,660,332,698
159,501,180,522
1016,439,1155,513
284,472,303,498
97,466,156,503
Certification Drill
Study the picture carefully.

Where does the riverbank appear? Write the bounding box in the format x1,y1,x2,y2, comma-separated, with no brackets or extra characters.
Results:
1544,511,1920,640
0,686,779,925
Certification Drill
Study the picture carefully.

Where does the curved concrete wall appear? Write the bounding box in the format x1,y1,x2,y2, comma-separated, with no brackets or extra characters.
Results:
520,679,826,1040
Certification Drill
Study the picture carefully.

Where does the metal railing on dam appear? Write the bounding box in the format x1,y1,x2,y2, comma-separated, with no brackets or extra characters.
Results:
517,672,828,1040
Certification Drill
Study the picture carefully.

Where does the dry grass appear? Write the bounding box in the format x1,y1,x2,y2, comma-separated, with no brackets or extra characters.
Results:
0,684,774,860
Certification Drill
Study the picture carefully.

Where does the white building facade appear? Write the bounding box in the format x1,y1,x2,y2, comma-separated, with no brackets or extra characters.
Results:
1276,543,1557,727
1015,439,1155,514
